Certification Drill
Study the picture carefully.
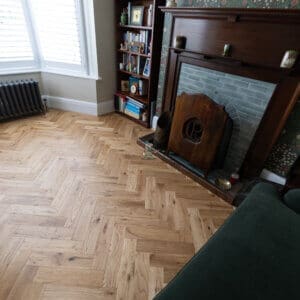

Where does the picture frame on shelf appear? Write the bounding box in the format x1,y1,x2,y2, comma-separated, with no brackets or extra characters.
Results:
130,6,144,26
143,58,151,77
121,80,130,92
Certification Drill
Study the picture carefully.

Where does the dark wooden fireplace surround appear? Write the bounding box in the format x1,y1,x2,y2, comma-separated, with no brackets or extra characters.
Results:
138,8,300,203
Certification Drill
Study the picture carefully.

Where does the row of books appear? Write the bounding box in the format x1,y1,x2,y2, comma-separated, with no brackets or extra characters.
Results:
122,54,149,77
122,31,151,54
123,31,150,45
115,94,146,120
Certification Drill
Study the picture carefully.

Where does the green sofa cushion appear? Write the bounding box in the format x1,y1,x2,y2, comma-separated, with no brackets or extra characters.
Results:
154,183,300,300
284,189,300,214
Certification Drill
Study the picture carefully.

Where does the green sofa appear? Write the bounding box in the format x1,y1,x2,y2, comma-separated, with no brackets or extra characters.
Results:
154,183,300,300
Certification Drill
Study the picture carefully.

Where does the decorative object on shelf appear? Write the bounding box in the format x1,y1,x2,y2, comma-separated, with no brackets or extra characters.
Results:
129,76,140,95
120,8,128,25
129,41,145,54
121,80,129,92
166,0,177,7
280,50,299,68
130,6,144,26
153,111,172,149
119,63,124,70
147,4,153,27
142,111,148,122
120,42,128,51
143,58,151,77
222,44,231,57
174,36,186,49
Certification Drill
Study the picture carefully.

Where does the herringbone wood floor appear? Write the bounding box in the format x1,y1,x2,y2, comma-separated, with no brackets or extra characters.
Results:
0,110,233,300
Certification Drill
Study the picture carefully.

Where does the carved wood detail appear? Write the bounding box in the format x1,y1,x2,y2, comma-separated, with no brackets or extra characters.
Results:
168,93,229,175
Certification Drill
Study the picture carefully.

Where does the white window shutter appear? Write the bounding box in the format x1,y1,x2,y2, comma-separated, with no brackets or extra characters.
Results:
0,0,34,63
30,0,83,69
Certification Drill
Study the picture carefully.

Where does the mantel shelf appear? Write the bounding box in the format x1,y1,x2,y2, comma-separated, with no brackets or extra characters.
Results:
159,7,300,18
168,47,297,79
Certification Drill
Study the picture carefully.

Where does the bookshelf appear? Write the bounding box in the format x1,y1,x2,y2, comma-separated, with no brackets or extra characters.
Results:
115,0,166,128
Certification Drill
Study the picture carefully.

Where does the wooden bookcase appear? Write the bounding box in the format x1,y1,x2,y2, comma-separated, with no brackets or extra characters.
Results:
114,0,166,128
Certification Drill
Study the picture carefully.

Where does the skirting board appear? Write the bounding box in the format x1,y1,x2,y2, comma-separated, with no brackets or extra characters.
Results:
44,96,114,116
44,95,98,116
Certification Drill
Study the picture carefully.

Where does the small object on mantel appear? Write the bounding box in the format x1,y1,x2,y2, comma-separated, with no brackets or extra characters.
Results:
166,0,177,8
222,44,231,57
280,50,299,69
174,36,186,49
215,178,232,191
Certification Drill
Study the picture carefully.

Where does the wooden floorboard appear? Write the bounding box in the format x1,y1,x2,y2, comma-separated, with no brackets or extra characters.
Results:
0,110,233,300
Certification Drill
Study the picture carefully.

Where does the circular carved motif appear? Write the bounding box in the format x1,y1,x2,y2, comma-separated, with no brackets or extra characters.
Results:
183,118,203,143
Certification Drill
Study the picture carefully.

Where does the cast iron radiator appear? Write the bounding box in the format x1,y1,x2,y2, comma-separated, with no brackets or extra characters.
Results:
0,80,45,121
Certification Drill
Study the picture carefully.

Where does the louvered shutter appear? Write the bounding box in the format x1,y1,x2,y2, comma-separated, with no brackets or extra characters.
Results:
0,0,34,64
30,0,84,70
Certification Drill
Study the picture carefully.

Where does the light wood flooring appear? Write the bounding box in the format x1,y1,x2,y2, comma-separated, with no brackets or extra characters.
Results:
0,110,233,300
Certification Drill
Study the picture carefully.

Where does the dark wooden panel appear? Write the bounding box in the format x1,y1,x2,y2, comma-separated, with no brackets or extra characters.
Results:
241,78,300,177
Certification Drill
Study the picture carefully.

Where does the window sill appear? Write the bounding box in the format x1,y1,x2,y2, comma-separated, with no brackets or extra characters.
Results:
0,69,41,76
42,69,101,81
0,69,101,81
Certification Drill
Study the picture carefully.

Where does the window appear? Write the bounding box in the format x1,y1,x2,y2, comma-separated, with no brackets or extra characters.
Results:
30,0,86,73
0,0,90,76
0,0,36,70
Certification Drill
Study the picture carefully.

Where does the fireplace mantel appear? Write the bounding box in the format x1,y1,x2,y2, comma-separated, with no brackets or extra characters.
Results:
159,7,300,178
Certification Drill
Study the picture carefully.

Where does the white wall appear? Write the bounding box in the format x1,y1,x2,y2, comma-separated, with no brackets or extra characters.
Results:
41,72,97,103
93,0,116,105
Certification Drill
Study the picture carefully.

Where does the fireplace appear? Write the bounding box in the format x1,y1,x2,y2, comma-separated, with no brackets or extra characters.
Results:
177,64,276,174
138,8,300,203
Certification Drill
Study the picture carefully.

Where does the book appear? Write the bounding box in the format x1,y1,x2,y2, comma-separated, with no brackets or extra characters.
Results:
138,80,148,96
124,109,140,120
127,97,145,108
125,102,141,114
115,94,127,112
